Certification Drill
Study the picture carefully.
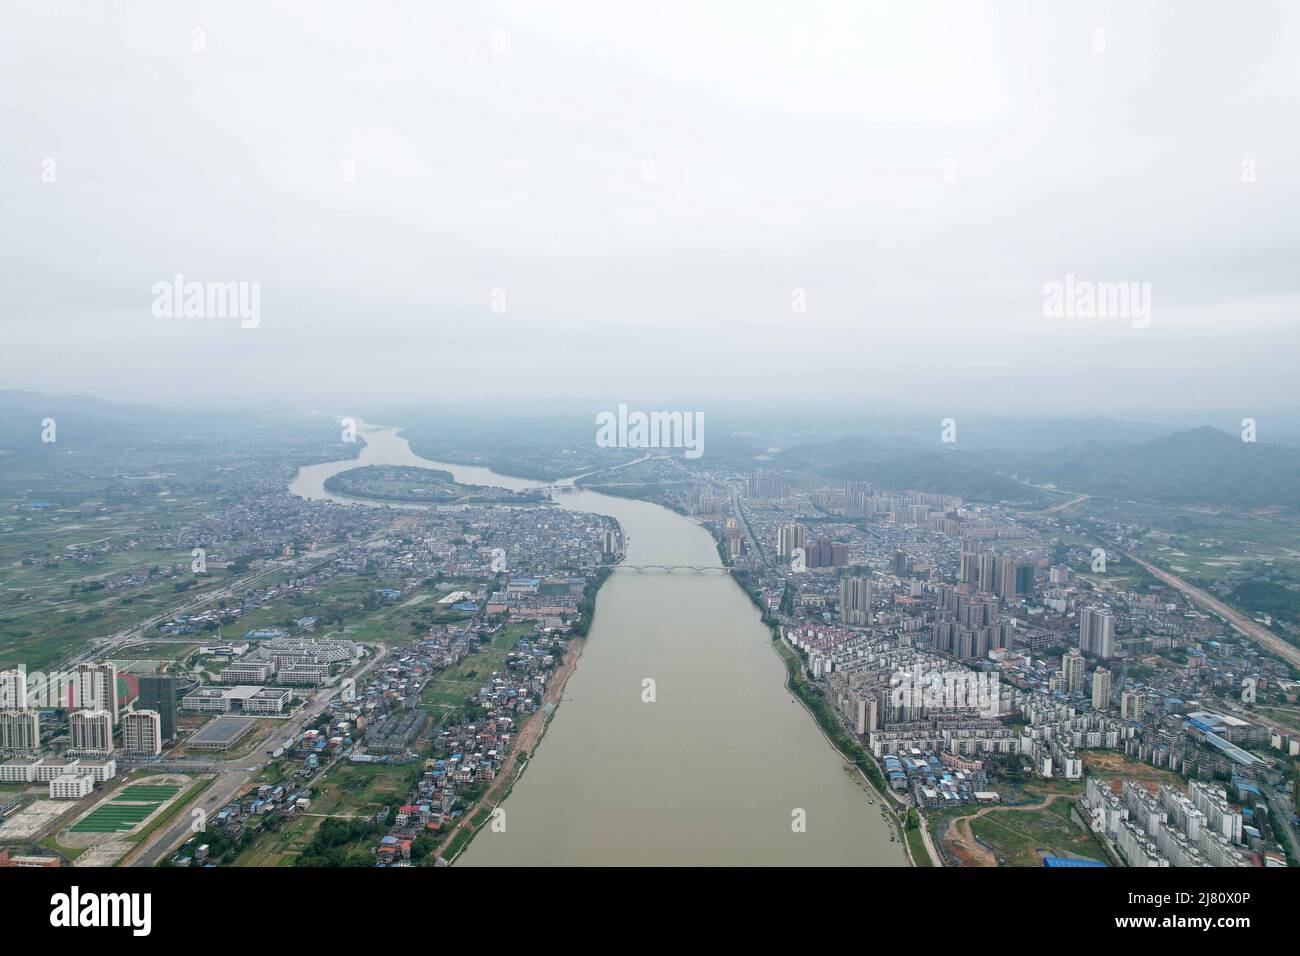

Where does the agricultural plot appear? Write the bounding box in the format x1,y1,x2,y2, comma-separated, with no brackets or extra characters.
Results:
0,496,237,671
1080,498,1300,600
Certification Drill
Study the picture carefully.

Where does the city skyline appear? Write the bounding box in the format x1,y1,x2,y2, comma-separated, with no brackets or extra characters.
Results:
1,0,1297,901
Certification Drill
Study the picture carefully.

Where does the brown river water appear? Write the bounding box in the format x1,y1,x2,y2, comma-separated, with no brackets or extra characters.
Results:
290,423,905,865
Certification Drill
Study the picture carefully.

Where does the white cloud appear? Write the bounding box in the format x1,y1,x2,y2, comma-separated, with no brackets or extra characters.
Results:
1,0,1298,415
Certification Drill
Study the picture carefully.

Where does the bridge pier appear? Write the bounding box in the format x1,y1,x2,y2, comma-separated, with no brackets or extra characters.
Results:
610,565,730,575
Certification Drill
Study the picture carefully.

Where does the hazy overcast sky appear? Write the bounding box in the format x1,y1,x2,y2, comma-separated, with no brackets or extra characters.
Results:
3,1,1298,417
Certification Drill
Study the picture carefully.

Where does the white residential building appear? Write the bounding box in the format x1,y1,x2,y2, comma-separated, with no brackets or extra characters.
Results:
69,709,114,756
1188,779,1244,844
73,663,119,721
2,757,117,784
1078,607,1116,659
0,668,27,710
0,710,40,752
0,758,42,783
49,774,93,800
121,710,163,756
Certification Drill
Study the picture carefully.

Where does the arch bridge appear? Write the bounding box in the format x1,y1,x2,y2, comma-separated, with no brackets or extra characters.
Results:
610,564,731,575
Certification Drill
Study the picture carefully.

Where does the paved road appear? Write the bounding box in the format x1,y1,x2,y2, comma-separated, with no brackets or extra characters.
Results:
1045,492,1090,513
731,493,768,567
1016,480,1091,513
126,645,388,867
1013,477,1300,671
1265,789,1300,863
1123,550,1300,671
67,563,290,668
62,533,377,672
918,812,943,867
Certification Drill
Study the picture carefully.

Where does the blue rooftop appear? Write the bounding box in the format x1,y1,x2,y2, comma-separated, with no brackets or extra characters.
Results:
1042,856,1106,867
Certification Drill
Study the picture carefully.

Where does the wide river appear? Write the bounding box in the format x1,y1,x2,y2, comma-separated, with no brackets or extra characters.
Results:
290,424,904,865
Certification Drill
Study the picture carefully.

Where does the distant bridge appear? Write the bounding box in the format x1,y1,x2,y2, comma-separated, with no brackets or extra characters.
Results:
610,564,731,575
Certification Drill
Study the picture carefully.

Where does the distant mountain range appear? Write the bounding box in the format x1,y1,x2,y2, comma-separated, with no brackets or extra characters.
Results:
767,435,1045,503
1013,426,1300,510
0,390,317,453
773,423,1300,510
824,450,1047,505
0,390,194,451
2,391,1295,511
913,415,1175,453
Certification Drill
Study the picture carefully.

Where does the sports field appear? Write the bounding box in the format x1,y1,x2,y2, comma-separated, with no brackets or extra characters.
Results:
116,784,181,801
70,784,181,833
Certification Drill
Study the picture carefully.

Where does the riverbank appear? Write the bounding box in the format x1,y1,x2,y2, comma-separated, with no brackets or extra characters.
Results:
720,546,928,864
767,631,919,859
295,430,904,865
437,629,589,863
438,569,613,864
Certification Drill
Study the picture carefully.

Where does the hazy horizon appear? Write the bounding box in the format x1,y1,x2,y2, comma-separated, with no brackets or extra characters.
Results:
7,385,1300,449
5,1,1300,415
4,4,1300,889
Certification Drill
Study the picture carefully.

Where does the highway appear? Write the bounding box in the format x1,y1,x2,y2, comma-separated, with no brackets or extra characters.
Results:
1266,788,1300,864
1122,551,1300,671
1013,477,1300,672
67,561,299,668
730,493,768,567
38,522,398,866
125,644,388,867
62,534,377,672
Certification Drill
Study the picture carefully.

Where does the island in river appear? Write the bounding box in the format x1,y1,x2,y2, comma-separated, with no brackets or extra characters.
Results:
323,464,549,505
292,423,907,866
